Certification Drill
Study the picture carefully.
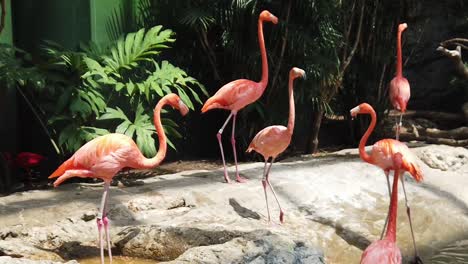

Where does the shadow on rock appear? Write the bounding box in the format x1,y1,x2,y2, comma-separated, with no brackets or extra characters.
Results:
54,241,100,260
229,198,261,220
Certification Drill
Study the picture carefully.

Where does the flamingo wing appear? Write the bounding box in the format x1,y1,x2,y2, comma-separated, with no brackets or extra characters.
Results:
247,125,290,158
201,79,260,112
372,139,423,182
49,133,138,179
389,77,410,112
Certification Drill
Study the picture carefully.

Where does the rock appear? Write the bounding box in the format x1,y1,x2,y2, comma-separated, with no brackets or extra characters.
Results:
80,211,96,222
0,256,77,264
162,231,325,264
0,240,63,260
416,144,468,170
0,144,467,263
114,225,242,261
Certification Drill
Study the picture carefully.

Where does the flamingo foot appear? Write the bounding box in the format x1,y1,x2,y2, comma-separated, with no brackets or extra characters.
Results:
235,174,248,183
96,218,105,264
279,211,285,224
217,133,231,184
224,171,232,184
103,216,113,264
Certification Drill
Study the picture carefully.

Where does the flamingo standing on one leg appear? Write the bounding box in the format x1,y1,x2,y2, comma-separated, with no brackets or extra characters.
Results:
48,94,189,264
361,155,403,264
388,22,420,259
350,103,424,262
389,23,410,141
201,10,278,183
246,67,305,223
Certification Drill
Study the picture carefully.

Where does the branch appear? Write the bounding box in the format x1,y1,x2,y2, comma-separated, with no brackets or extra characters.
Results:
270,0,292,94
440,38,468,50
436,45,468,79
197,29,222,82
397,126,468,146
342,0,357,62
340,0,365,74
389,109,465,123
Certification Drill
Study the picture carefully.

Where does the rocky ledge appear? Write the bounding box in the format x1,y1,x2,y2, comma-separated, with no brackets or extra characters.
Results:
0,144,467,263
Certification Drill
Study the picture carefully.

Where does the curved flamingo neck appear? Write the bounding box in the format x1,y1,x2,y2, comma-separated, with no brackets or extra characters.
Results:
358,109,376,164
396,29,403,77
258,18,268,88
139,98,168,168
287,76,295,134
385,170,400,242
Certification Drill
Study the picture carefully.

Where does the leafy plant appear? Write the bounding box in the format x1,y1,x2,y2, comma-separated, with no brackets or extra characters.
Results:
40,25,207,157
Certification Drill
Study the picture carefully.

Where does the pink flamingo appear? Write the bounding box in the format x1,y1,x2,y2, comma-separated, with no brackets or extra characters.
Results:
361,157,403,264
246,67,305,223
49,94,189,264
388,23,421,259
389,23,410,141
350,103,423,260
201,10,278,183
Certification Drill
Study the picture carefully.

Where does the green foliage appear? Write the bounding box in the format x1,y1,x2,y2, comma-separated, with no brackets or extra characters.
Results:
137,0,342,153
0,44,44,90
37,25,206,157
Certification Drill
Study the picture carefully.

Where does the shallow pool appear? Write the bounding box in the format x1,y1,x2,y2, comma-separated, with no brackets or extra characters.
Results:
77,256,156,264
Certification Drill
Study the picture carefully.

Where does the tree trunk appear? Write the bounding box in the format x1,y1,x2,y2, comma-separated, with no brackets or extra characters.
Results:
308,110,324,154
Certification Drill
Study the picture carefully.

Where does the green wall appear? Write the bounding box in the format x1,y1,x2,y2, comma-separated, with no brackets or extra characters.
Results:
12,0,137,53
13,0,91,53
0,0,13,44
0,0,16,152
90,0,133,45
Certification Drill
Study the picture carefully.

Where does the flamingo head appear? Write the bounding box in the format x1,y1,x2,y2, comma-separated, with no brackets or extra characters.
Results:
166,93,189,116
398,23,408,32
350,103,374,117
260,10,278,24
290,67,306,80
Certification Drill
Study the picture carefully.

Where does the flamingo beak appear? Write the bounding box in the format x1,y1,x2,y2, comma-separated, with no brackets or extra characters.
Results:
350,105,360,117
178,100,189,116
301,71,307,80
271,14,278,24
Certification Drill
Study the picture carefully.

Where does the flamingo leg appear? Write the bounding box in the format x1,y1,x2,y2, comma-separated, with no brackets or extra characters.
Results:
231,113,247,183
261,159,271,222
264,158,284,223
396,113,403,140
380,170,392,239
400,174,419,258
97,182,111,264
103,182,113,264
217,113,233,183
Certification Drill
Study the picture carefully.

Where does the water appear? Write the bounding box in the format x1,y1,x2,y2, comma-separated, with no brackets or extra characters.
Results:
428,240,468,264
78,256,156,264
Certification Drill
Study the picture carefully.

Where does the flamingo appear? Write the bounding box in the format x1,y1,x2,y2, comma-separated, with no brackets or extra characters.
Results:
201,10,278,183
350,103,423,261
389,23,410,141
361,157,403,264
388,23,421,258
48,93,189,264
246,67,305,223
